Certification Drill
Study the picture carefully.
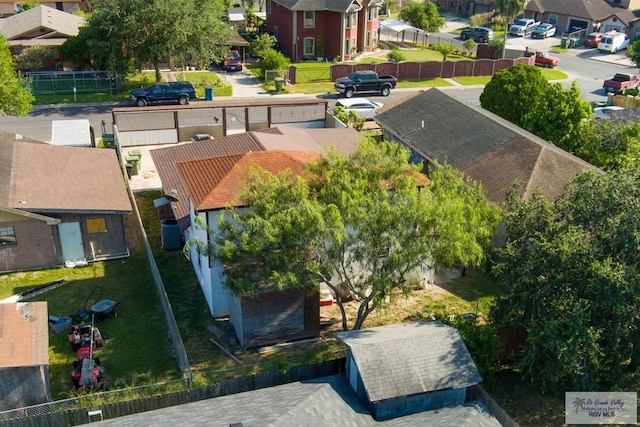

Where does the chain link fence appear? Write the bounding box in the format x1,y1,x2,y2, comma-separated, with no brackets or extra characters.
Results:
25,71,123,95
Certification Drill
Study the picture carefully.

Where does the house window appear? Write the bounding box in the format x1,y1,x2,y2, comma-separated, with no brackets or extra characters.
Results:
351,12,357,27
267,0,271,13
366,31,371,47
86,218,107,233
55,2,63,11
345,38,350,54
548,14,558,27
304,11,315,28
273,25,278,39
345,12,351,29
0,226,16,246
303,37,315,56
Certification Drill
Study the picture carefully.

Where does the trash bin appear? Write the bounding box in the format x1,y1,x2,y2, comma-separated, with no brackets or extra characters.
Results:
274,77,284,92
125,163,133,179
125,155,139,175
568,38,576,49
204,87,213,101
561,37,568,48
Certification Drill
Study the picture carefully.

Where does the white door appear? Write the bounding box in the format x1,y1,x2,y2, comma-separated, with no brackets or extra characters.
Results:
59,222,85,262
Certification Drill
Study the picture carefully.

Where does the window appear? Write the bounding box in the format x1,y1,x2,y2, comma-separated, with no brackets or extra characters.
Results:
345,38,350,55
303,37,315,56
367,5,378,21
366,31,371,47
548,14,558,26
351,12,357,27
86,218,107,234
304,11,315,28
345,12,351,29
273,26,278,38
267,0,271,13
55,2,63,11
0,226,16,246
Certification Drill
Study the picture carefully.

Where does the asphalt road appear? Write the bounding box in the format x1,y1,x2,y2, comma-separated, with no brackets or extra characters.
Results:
0,51,636,142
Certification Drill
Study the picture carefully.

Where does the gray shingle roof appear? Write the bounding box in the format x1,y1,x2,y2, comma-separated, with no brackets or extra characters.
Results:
93,375,501,427
0,132,131,213
376,89,596,203
525,0,614,20
334,321,482,402
274,0,360,12
0,4,85,41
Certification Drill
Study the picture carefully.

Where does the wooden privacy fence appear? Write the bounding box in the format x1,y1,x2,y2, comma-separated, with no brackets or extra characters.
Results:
286,55,534,84
0,359,345,426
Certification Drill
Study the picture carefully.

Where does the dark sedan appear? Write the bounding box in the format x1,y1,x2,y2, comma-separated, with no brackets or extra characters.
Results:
531,23,556,39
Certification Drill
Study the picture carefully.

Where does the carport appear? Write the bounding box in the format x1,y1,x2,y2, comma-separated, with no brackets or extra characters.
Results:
378,19,426,45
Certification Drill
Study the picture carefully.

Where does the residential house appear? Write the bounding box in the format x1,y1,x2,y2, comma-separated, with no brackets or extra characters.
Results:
151,127,362,347
265,0,382,61
435,0,494,16
524,0,640,38
0,302,50,411
375,89,596,205
90,322,506,426
335,321,486,421
0,0,90,17
177,150,321,348
0,132,131,272
0,5,85,67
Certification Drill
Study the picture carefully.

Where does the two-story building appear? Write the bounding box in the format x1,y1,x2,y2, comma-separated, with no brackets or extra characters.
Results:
266,0,382,61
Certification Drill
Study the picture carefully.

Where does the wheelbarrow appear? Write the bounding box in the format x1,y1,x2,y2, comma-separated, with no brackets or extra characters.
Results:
90,299,120,320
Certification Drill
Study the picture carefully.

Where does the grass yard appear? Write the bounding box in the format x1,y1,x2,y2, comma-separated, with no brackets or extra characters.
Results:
1,191,574,424
32,71,231,105
0,255,181,399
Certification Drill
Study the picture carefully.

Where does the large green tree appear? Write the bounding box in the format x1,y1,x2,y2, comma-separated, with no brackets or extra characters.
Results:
81,0,230,79
0,36,34,116
494,0,527,57
491,167,640,394
480,65,590,148
215,139,500,330
398,2,445,32
573,119,640,170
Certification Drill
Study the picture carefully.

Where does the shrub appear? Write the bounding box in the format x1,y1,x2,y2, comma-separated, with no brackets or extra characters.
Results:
435,313,502,380
386,49,405,63
259,49,291,75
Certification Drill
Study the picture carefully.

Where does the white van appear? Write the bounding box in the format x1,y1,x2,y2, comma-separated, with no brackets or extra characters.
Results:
597,32,630,53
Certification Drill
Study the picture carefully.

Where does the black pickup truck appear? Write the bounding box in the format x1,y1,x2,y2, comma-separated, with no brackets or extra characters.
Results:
334,71,398,98
129,81,197,106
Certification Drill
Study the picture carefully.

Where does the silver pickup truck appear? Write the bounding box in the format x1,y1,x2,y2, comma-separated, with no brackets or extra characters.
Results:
509,18,540,37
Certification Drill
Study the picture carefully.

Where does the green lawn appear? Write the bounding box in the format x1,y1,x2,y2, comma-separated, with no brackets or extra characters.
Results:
33,71,232,105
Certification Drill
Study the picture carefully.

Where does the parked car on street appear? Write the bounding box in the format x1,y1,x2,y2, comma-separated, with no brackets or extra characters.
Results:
531,23,556,39
460,26,494,43
597,32,630,53
334,71,397,98
584,32,603,48
129,81,197,106
602,73,639,94
534,50,560,68
334,98,383,120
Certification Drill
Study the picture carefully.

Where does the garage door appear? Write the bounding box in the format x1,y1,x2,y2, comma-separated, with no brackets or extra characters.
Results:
569,19,588,32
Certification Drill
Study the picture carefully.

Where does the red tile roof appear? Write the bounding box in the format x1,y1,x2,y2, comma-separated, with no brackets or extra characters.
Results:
176,151,319,211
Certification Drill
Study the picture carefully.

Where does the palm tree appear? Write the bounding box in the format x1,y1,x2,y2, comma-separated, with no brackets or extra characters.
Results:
494,0,528,58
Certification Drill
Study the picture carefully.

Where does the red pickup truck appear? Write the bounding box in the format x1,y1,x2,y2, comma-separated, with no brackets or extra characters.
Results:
603,73,639,94
534,51,559,68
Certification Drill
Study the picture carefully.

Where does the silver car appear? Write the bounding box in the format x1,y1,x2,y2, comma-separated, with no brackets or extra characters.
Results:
334,98,383,120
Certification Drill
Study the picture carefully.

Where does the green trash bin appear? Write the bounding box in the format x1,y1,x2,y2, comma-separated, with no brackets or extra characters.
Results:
274,77,284,92
561,37,568,48
125,155,139,175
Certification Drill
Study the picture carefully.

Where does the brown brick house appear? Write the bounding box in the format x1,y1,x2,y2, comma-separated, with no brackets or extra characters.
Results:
0,132,131,272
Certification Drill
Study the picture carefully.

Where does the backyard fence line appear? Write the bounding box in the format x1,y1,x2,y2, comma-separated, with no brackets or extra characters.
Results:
0,359,345,426
24,71,123,95
114,126,191,377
